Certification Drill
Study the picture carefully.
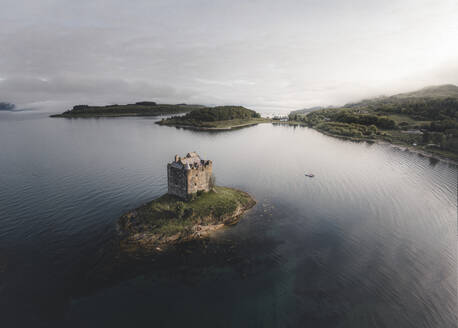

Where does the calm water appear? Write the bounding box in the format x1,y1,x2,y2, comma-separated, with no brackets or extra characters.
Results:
0,111,456,328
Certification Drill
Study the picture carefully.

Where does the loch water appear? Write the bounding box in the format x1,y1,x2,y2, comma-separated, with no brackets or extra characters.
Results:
0,111,456,327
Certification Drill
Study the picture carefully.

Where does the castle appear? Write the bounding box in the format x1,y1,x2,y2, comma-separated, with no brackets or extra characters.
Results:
167,152,213,200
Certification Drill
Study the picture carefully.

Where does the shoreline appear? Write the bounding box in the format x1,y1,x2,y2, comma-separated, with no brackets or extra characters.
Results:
315,128,458,165
48,114,456,164
50,113,170,118
274,121,458,165
157,120,271,131
156,118,272,131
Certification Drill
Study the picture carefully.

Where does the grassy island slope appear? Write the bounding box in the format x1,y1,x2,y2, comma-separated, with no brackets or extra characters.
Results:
289,85,458,161
157,105,271,130
51,102,205,118
117,186,256,251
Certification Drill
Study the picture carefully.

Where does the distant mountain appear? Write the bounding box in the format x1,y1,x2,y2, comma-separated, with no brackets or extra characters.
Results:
392,84,458,99
341,84,458,109
0,102,15,111
290,106,326,116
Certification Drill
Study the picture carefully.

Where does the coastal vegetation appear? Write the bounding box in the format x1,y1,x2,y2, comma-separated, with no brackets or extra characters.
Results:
289,85,458,161
157,105,270,129
50,102,205,118
117,186,256,251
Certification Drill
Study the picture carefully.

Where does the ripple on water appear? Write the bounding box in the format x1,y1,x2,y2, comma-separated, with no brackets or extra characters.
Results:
0,115,456,327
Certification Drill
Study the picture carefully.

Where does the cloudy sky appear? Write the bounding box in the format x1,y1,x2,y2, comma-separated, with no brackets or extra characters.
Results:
0,0,457,112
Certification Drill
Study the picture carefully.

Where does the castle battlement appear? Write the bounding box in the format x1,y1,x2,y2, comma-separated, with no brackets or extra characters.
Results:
167,152,212,199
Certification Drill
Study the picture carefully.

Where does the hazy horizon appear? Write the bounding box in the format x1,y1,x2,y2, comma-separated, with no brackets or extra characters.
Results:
1,0,457,112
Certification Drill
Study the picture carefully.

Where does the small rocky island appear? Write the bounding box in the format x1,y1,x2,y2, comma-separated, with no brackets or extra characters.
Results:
0,102,15,111
117,152,256,252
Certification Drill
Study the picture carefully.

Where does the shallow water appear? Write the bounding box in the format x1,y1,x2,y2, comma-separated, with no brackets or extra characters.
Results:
0,111,456,327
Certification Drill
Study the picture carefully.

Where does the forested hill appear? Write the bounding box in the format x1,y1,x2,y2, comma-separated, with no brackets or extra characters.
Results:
179,106,260,122
343,84,458,108
289,84,458,160
290,85,458,117
289,106,325,116
392,84,458,99
337,85,458,124
51,102,206,117
157,106,266,129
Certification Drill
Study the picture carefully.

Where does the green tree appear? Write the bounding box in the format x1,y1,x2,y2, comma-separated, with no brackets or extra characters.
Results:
176,202,185,219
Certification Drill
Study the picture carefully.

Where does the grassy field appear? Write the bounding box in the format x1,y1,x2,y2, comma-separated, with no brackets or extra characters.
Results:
117,187,256,248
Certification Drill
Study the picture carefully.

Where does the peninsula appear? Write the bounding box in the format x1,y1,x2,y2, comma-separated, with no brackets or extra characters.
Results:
288,85,458,161
117,153,255,252
156,105,271,130
50,102,205,118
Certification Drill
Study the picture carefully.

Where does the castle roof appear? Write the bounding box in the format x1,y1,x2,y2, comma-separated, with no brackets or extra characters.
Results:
180,152,201,165
170,152,209,170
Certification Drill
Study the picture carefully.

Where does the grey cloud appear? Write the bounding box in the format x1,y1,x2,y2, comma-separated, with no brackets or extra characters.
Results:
0,76,196,109
0,0,457,113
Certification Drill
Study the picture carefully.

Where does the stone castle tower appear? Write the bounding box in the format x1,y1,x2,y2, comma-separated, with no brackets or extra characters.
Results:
167,152,213,200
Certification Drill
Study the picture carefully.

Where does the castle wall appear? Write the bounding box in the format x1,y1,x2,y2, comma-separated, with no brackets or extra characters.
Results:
167,156,213,200
167,164,188,199
186,164,212,195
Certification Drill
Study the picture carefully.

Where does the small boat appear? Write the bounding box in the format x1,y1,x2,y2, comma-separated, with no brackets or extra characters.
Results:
305,173,315,178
